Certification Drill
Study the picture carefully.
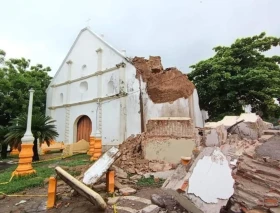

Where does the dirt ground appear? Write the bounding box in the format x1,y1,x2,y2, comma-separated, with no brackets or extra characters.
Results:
0,185,184,213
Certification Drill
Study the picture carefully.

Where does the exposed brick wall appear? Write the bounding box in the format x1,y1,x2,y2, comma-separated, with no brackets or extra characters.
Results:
146,118,194,138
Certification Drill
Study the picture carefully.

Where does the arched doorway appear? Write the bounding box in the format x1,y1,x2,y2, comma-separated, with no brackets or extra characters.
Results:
76,115,92,142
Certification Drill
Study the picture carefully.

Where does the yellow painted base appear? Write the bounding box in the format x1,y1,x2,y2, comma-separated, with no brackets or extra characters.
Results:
87,136,95,156
13,144,36,177
90,137,102,161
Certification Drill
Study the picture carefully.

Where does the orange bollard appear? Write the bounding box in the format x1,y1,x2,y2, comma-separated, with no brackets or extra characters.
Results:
47,176,57,209
87,136,95,156
91,136,102,161
106,170,115,193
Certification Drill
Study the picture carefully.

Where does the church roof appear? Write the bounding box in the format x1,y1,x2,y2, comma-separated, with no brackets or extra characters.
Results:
46,27,130,92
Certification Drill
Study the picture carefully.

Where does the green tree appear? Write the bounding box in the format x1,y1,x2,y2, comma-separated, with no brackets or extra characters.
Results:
188,32,280,121
0,126,9,159
0,50,52,126
5,114,59,161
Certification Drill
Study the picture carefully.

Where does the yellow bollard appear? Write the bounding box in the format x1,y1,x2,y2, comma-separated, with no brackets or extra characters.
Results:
13,144,36,176
47,176,57,209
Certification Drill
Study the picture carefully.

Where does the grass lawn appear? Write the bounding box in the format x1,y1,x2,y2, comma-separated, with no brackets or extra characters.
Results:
0,154,91,194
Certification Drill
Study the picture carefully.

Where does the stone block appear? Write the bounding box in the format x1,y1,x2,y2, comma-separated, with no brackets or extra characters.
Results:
119,187,137,196
140,204,160,213
107,196,120,205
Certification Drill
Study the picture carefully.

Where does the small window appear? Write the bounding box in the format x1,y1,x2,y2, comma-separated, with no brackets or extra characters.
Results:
80,81,88,93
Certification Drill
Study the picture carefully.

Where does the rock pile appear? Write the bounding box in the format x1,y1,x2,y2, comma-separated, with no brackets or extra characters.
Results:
114,134,174,175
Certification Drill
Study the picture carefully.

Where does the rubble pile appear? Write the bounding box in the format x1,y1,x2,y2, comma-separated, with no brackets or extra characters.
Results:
114,133,174,175
232,135,280,212
132,56,195,103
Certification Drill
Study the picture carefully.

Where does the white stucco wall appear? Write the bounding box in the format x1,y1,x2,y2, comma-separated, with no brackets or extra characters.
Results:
102,99,120,145
52,108,66,142
46,28,141,146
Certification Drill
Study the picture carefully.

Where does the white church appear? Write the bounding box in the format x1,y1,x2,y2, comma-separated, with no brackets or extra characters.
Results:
46,28,204,150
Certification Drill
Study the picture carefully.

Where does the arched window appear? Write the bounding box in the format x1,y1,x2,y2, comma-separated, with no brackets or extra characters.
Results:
80,81,88,93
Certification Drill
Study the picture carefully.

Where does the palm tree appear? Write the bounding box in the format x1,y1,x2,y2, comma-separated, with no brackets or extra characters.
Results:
0,126,9,159
5,114,59,161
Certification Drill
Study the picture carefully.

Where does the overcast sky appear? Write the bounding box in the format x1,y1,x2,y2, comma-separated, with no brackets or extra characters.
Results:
1,0,280,77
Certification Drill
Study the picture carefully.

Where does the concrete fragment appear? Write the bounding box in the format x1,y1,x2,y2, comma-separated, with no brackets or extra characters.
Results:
204,122,227,147
119,187,137,196
112,165,128,179
163,147,233,213
188,149,234,203
83,147,121,185
107,196,120,205
140,204,160,213
55,166,107,210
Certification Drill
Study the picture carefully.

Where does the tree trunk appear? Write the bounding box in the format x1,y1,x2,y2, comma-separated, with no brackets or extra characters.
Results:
1,144,8,159
32,138,40,162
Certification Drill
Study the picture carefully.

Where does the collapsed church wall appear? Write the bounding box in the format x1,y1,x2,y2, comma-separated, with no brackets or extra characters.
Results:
132,56,204,128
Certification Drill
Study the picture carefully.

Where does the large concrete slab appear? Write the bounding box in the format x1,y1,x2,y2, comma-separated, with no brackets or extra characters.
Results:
55,166,107,210
83,146,121,185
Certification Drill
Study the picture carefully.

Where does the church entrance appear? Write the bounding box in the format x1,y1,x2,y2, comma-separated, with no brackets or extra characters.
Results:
76,115,92,142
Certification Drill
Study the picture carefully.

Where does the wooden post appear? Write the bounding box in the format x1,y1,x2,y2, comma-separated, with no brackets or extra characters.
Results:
47,176,57,209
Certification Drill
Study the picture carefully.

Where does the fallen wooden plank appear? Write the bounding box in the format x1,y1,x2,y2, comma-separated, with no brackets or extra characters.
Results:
83,146,121,185
55,166,107,210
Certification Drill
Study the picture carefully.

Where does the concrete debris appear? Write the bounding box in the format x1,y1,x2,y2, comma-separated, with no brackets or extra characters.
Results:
132,56,195,103
204,123,228,147
187,149,234,203
232,139,280,212
119,187,137,196
163,147,234,213
83,147,121,185
206,113,272,140
111,165,128,179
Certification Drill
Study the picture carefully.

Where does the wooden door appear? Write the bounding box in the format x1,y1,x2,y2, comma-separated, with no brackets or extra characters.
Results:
77,116,92,142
